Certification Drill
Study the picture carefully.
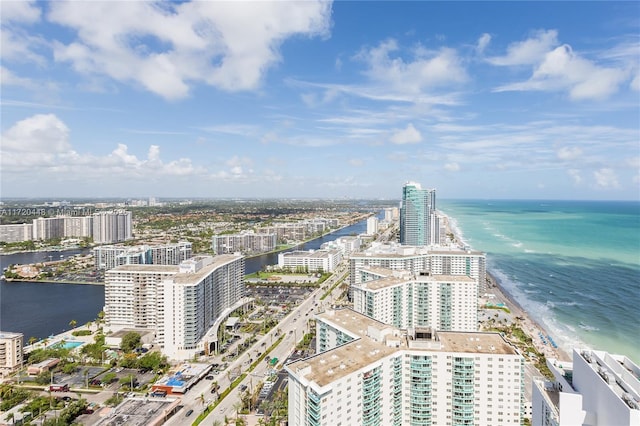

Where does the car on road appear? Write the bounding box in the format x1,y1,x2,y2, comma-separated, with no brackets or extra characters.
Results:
239,384,247,391
205,375,214,380
185,409,194,417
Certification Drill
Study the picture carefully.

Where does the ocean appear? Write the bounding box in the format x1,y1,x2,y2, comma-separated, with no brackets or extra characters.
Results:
440,199,640,363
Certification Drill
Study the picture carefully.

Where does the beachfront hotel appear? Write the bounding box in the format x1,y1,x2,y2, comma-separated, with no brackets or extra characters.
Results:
400,181,438,246
0,331,23,377
286,308,525,426
104,254,245,360
532,348,640,426
351,268,478,332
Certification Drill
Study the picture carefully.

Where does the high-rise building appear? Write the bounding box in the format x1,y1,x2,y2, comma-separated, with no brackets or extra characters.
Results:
0,332,23,377
366,216,379,236
32,217,65,240
64,216,93,238
104,254,245,360
349,244,486,294
533,349,640,426
212,232,277,255
351,269,478,332
94,241,192,270
92,210,132,244
400,182,438,246
0,223,32,243
286,309,525,426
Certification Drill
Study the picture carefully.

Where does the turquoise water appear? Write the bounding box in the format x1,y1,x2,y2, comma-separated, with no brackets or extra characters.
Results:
50,341,84,350
440,199,640,363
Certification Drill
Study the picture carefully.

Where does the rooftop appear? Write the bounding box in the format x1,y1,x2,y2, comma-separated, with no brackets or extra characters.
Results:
436,332,519,355
173,254,243,284
93,398,180,426
289,309,520,386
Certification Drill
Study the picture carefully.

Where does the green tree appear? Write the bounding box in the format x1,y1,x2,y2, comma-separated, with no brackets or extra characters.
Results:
69,319,77,329
120,331,141,353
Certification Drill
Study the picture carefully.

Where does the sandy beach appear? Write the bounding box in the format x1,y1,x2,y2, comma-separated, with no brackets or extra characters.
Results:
481,272,571,362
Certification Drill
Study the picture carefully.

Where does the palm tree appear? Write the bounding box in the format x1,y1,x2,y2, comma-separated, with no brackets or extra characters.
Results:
69,319,77,330
28,336,37,346
233,400,243,420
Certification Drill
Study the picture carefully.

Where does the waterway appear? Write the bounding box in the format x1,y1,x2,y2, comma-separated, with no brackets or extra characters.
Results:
0,218,369,340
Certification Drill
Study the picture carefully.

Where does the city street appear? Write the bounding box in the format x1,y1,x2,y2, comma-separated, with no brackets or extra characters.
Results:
163,264,349,425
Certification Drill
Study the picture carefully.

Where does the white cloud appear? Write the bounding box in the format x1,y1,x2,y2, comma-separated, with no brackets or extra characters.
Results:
0,113,205,178
556,146,583,160
593,168,620,189
487,29,558,66
567,169,582,184
493,42,629,100
356,39,468,94
390,123,422,145
631,72,640,91
349,158,364,167
1,113,70,153
47,0,332,100
476,33,491,54
0,0,41,23
0,66,34,88
444,162,460,172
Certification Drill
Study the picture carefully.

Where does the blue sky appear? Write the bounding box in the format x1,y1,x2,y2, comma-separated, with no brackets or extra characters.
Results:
1,1,639,200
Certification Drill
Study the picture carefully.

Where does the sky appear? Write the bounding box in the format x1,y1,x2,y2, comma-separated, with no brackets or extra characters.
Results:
1,1,639,201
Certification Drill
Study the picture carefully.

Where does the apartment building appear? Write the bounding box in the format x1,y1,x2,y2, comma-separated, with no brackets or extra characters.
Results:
212,231,276,255
104,254,245,360
94,241,191,270
287,309,524,426
351,268,478,332
400,181,438,246
92,210,132,244
0,332,23,377
349,244,487,295
278,249,343,273
0,223,32,243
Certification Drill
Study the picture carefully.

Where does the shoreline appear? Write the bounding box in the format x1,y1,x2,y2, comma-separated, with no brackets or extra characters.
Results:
484,271,571,361
441,212,571,362
2,278,103,286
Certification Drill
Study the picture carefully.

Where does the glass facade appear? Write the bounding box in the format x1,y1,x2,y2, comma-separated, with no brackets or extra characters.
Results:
362,366,382,426
452,357,474,426
410,355,433,426
439,283,452,330
400,183,436,246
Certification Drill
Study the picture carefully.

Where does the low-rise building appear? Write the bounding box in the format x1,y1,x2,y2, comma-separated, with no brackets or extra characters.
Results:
278,249,342,273
0,331,23,377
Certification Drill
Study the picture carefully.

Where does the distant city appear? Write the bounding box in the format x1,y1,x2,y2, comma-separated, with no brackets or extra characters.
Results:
1,183,637,425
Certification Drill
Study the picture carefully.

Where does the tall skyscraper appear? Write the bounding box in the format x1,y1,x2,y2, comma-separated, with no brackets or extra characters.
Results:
400,181,437,246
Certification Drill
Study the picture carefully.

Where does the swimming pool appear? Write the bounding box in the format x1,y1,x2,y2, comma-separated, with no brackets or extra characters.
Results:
50,341,84,350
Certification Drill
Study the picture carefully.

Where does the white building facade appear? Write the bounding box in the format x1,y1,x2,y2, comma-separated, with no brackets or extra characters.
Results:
92,210,132,244
104,254,245,360
287,309,524,426
532,348,640,426
351,270,478,332
0,332,23,377
350,244,486,294
366,216,379,236
278,250,343,273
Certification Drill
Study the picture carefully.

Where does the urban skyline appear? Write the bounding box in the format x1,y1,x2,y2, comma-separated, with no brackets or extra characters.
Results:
1,1,638,201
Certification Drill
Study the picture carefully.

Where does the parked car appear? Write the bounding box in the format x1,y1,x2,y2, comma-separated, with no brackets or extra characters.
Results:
185,409,194,417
